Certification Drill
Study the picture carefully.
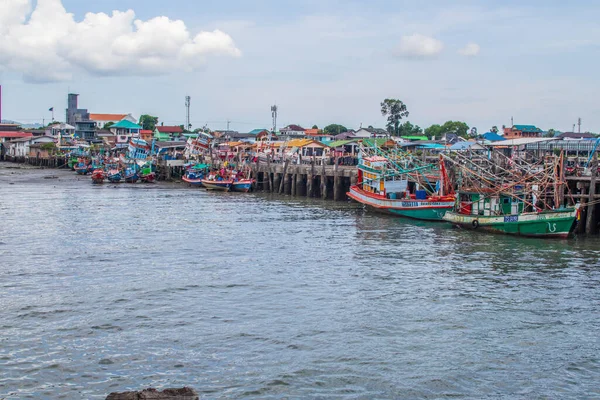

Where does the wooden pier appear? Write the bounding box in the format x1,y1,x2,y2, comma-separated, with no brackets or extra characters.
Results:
3,153,600,234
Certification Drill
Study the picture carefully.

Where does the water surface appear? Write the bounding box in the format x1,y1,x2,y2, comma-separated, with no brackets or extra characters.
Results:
1,165,599,399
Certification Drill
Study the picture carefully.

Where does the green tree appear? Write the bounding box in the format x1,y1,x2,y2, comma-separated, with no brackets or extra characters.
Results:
324,124,348,135
139,115,159,131
398,121,423,136
103,121,115,130
312,125,318,129
441,121,470,138
380,99,409,136
490,125,499,133
545,128,556,138
424,124,444,139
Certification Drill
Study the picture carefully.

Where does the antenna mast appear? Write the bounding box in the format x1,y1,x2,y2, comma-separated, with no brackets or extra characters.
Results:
185,96,191,131
578,117,582,133
270,104,278,142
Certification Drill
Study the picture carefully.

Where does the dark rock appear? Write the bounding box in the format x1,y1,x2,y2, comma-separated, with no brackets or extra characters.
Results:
106,387,199,400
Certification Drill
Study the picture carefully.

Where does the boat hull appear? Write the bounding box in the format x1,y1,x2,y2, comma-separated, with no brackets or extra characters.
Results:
231,180,253,193
201,179,232,191
140,172,156,183
347,186,454,221
124,173,139,183
182,176,204,187
443,209,578,238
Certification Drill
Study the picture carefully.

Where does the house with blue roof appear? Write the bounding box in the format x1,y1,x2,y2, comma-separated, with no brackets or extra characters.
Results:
482,132,505,142
109,120,143,148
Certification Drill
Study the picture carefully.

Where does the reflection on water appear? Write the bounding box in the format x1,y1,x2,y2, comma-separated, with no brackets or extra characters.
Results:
0,167,599,399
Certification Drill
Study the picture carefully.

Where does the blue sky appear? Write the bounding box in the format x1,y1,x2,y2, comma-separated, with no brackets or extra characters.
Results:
1,0,599,133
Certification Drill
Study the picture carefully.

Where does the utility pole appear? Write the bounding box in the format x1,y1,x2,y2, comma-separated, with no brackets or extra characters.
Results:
185,96,191,131
270,105,278,142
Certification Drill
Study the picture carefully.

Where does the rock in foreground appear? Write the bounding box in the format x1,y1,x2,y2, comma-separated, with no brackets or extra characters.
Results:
106,387,199,400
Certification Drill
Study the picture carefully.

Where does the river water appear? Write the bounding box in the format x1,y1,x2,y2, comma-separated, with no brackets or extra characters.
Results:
1,164,599,399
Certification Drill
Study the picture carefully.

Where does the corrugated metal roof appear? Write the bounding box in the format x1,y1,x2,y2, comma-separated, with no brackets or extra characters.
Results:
110,120,142,130
89,113,128,121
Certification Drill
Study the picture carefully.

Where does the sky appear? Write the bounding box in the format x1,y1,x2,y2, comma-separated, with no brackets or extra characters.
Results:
1,0,599,133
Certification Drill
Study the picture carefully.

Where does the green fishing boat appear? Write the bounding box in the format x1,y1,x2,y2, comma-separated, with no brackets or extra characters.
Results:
443,190,579,238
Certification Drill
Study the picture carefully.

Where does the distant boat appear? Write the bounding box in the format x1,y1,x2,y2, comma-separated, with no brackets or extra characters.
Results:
91,169,105,184
107,169,122,183
74,163,89,175
124,169,139,183
231,179,254,193
182,170,205,186
140,171,156,183
201,179,233,191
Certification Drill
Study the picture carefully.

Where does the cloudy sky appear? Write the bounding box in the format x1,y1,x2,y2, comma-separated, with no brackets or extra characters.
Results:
0,0,599,133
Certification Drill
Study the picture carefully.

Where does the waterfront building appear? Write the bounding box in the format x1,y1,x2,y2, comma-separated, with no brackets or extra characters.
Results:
65,93,97,142
503,124,543,139
155,125,184,141
279,124,306,139
89,113,136,129
45,123,76,139
354,127,388,138
6,135,54,157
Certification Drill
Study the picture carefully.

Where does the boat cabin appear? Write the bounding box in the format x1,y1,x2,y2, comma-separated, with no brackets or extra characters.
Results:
458,191,525,216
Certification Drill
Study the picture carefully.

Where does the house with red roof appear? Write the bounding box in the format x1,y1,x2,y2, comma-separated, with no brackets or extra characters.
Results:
279,124,306,139
89,113,136,129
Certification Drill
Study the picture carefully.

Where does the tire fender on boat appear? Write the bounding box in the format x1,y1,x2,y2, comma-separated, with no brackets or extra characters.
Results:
472,219,480,229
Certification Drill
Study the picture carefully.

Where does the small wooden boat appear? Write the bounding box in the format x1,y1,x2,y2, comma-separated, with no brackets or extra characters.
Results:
91,169,106,184
231,179,254,193
124,169,139,183
183,176,204,186
74,163,90,175
107,169,122,183
201,179,233,191
140,171,156,183
182,170,205,187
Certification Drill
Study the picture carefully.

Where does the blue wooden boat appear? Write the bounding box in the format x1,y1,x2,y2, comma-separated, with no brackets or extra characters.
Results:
183,171,205,187
231,179,254,193
124,169,139,183
107,169,122,183
201,179,232,191
74,163,89,175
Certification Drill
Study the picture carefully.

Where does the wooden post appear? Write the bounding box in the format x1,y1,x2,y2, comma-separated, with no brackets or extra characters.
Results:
586,152,598,234
297,173,306,196
333,156,340,201
291,172,297,196
265,154,271,192
279,159,290,194
308,159,315,197
321,159,327,199
578,186,587,234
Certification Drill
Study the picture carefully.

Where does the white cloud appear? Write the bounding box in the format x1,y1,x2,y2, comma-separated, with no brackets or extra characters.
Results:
458,43,480,57
393,34,444,58
0,0,241,82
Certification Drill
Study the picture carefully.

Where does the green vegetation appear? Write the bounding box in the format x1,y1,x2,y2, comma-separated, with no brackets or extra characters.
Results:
139,115,159,131
380,99,409,136
323,124,348,135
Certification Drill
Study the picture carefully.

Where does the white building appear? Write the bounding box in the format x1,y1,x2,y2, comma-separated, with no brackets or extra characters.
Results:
7,136,54,157
45,123,76,138
89,113,137,129
354,128,388,138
